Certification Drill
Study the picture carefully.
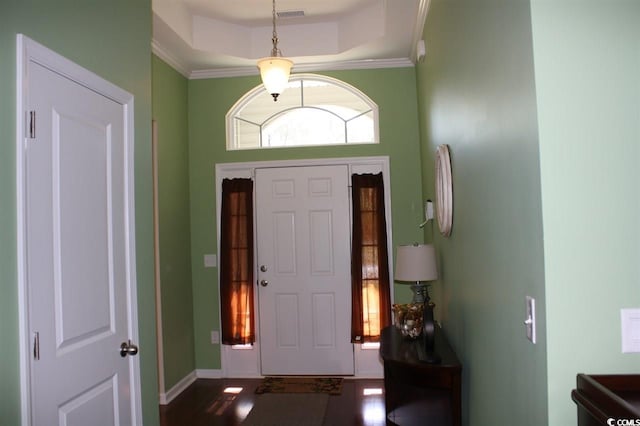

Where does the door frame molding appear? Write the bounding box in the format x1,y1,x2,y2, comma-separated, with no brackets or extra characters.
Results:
15,34,143,425
215,156,393,378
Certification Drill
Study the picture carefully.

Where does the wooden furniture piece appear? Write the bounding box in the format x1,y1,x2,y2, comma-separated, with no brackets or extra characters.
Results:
379,326,462,426
572,374,640,426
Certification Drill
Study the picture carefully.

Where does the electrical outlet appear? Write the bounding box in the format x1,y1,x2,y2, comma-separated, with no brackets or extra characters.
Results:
204,254,217,268
210,330,220,344
525,296,536,344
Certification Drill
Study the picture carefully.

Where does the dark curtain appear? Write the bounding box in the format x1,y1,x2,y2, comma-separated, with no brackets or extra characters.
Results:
220,178,255,345
350,173,391,343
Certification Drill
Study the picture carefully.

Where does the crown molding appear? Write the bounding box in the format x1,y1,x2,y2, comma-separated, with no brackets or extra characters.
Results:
151,39,191,78
189,57,414,80
152,40,414,80
410,0,432,63
190,66,257,79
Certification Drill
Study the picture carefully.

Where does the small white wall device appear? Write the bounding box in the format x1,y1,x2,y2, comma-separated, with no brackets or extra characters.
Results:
417,39,426,62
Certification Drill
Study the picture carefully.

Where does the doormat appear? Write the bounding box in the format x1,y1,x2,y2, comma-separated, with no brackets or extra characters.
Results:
242,393,329,426
254,376,343,395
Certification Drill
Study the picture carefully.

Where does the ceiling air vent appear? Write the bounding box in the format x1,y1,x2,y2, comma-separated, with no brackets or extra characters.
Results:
277,10,305,19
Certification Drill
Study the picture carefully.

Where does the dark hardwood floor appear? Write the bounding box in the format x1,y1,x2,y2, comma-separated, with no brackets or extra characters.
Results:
159,378,386,426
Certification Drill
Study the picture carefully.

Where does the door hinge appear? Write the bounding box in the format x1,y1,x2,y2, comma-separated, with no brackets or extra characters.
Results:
33,331,40,360
28,111,36,139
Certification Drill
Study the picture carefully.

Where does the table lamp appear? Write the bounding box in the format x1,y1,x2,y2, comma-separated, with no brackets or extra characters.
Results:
395,244,438,303
395,243,441,364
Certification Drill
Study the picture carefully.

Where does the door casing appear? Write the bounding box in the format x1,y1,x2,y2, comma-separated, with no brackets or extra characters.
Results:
15,34,142,426
216,156,393,378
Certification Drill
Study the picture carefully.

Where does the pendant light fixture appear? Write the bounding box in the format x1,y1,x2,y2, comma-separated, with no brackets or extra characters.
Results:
257,0,293,101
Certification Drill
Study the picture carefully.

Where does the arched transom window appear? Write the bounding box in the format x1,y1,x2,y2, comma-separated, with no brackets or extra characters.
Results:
226,74,379,150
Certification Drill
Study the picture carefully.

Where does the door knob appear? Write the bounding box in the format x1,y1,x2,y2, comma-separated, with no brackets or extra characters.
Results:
260,280,269,287
120,340,139,357
260,265,268,272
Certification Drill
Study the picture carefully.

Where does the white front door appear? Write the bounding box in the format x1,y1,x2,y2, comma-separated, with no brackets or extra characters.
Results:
20,37,140,425
256,165,354,375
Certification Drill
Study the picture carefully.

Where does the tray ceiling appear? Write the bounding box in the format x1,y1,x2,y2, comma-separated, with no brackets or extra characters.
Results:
152,0,429,78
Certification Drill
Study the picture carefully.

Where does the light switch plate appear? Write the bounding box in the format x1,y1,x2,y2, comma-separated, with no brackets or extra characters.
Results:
525,296,536,344
621,308,640,353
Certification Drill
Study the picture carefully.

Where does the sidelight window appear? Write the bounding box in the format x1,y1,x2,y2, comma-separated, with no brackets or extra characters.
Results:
350,173,392,342
219,178,255,345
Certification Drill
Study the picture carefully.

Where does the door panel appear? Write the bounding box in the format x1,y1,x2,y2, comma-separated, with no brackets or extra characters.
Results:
57,377,118,426
309,210,334,274
54,109,114,352
256,165,354,375
26,59,134,425
274,212,296,274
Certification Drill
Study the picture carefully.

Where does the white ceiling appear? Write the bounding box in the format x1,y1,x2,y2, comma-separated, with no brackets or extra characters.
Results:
152,0,429,79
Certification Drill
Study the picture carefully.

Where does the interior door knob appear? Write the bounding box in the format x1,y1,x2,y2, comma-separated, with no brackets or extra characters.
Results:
260,265,268,272
120,340,139,357
260,280,269,287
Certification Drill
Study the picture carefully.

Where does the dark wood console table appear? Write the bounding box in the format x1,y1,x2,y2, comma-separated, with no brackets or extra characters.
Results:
379,326,462,426
572,374,640,425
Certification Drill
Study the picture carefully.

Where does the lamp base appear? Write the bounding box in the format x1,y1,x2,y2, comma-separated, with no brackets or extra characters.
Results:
420,301,441,364
410,282,431,304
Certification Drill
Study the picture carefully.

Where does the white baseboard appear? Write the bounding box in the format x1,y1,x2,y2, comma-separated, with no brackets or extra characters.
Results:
159,371,197,405
196,369,224,379
158,369,224,405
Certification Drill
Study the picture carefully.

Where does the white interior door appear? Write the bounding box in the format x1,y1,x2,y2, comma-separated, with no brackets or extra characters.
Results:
21,39,140,425
256,165,354,375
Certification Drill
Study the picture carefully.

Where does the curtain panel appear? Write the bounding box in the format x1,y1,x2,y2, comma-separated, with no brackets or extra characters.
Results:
350,173,391,343
220,178,255,345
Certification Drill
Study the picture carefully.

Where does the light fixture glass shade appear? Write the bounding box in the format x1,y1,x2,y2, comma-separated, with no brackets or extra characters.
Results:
395,244,438,282
257,57,293,100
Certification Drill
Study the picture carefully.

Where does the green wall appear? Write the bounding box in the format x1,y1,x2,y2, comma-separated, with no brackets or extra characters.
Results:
415,1,548,424
0,1,158,424
152,55,196,390
188,68,424,368
531,1,640,424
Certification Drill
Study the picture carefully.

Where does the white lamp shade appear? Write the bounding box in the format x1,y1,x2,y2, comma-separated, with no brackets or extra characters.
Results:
395,244,438,282
257,57,293,96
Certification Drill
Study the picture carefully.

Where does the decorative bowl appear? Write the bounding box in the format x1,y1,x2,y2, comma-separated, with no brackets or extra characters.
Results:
392,303,424,339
